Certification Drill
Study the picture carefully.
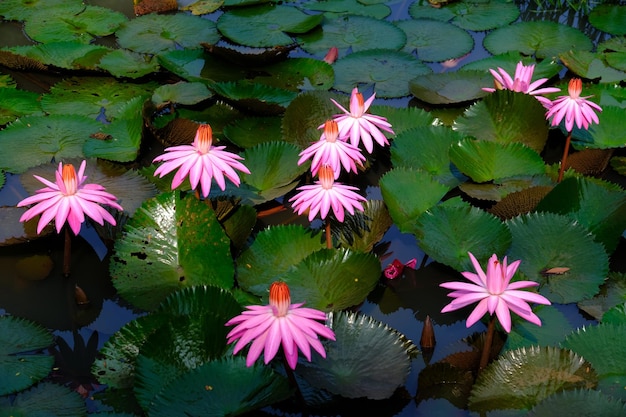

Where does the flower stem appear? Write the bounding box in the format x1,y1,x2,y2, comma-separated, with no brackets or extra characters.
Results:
281,355,307,412
325,218,332,249
479,315,496,373
63,226,72,277
557,131,572,183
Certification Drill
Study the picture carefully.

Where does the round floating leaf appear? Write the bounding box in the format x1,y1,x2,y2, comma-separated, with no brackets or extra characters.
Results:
507,212,609,304
145,357,291,417
240,141,307,204
334,199,393,253
223,116,282,148
453,90,550,154
297,15,406,56
561,323,626,378
98,49,160,79
0,382,86,416
375,105,435,136
589,4,626,35
24,5,127,43
578,273,626,321
280,248,381,311
0,315,54,396
462,52,563,81
237,225,326,296
461,176,552,203
300,0,391,19
391,125,464,188
298,311,417,400
7,42,110,70
483,21,593,59
414,201,512,271
0,87,43,125
379,167,450,234
504,305,574,351
529,389,626,417
409,70,493,104
0,0,84,21
559,50,626,83
396,19,473,62
117,13,220,54
575,105,626,149
0,115,99,173
450,138,546,183
152,82,212,107
210,81,297,114
217,4,322,47
110,192,235,311
281,91,341,148
409,0,520,31
469,346,597,412
250,58,335,91
333,49,431,98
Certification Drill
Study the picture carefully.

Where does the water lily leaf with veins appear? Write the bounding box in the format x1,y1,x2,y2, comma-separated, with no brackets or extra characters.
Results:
98,49,160,79
210,81,297,115
462,52,562,81
333,49,431,98
152,82,212,108
8,42,111,71
0,114,99,173
334,199,392,253
450,139,546,183
396,19,473,62
217,4,322,48
409,0,519,31
0,87,43,125
409,70,493,104
504,304,574,351
223,116,283,148
379,167,450,234
573,105,626,149
298,311,417,400
0,0,84,22
297,15,406,56
589,4,626,35
507,212,609,304
110,192,235,311
559,50,626,83
483,21,593,60
469,346,597,412
561,323,626,378
281,91,342,149
453,90,550,154
300,0,391,19
117,13,220,54
528,389,626,417
578,272,626,321
0,382,86,416
0,315,54,396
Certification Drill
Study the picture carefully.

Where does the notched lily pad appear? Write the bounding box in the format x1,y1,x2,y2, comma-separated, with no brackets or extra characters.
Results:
410,70,492,104
396,19,474,62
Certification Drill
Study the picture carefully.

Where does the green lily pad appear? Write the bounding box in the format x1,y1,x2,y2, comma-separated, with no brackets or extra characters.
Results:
144,357,291,417
409,70,493,104
605,50,626,73
278,248,381,311
0,0,84,21
589,4,626,35
181,0,224,14
559,50,626,83
157,49,207,82
0,87,43,125
236,224,326,296
217,4,322,47
414,201,512,272
504,305,574,351
152,82,212,108
573,105,626,149
391,125,465,188
223,116,282,148
528,389,626,417
379,167,451,234
8,42,111,70
0,114,100,173
240,141,307,204
395,19,473,62
507,212,609,304
300,0,391,19
298,311,417,400
536,176,626,254
460,175,552,202
561,323,626,378
450,138,546,183
297,15,406,56
0,74,16,88
578,272,626,321
408,0,520,31
0,315,53,396
250,58,335,91
375,105,435,136
117,13,220,54
453,90,550,154
40,77,156,121
334,199,393,253
469,346,597,412
23,5,127,43
483,21,593,59
281,91,343,148
603,302,626,325
110,192,235,311
333,49,431,98
98,49,160,79
462,52,563,81
210,81,297,114
0,382,86,416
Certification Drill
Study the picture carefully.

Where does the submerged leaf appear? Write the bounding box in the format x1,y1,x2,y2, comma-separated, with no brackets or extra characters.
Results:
0,382,86,416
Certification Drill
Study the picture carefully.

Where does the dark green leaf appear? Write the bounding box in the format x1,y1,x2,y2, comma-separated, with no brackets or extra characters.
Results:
396,19,473,62
409,70,493,104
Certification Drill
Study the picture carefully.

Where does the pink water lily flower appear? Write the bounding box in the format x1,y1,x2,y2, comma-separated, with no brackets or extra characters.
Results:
298,119,365,179
328,87,394,153
153,124,250,198
483,61,560,106
440,252,551,333
545,78,602,132
289,165,366,222
17,160,123,235
225,281,336,369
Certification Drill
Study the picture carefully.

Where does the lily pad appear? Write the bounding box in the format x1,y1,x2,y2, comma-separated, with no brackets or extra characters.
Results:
409,0,520,31
561,323,626,378
300,0,391,19
559,50,626,83
0,315,54,396
462,53,562,81
504,305,574,351
110,192,235,311
333,49,431,98
281,90,343,148
483,21,593,59
450,138,546,183
210,81,297,114
453,90,550,154
217,4,322,47
298,311,417,400
0,87,43,125
409,70,493,104
396,19,473,62
8,42,111,70
223,116,283,148
0,114,100,173
334,199,393,253
589,4,626,35
98,49,160,79
573,105,626,149
116,13,220,54
507,212,609,304
578,272,626,321
152,82,212,108
297,15,406,56
0,0,85,21
469,346,597,412
0,382,86,416
528,389,626,417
